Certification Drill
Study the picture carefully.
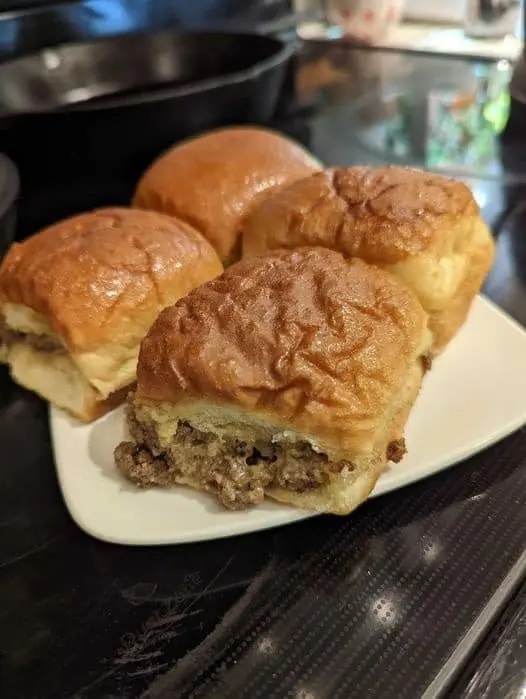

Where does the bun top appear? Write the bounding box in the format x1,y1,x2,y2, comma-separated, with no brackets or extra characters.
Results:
137,248,429,456
132,127,322,264
243,165,479,262
0,207,223,352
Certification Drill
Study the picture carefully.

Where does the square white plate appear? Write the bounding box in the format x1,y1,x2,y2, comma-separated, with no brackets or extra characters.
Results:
50,296,526,546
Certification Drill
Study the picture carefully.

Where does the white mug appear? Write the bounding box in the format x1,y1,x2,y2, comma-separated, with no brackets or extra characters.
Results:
326,0,407,42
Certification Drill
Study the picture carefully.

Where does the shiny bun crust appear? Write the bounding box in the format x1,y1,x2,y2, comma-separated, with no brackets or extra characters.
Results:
242,166,495,350
136,247,431,458
0,207,222,353
132,127,322,264
243,166,477,261
0,207,223,419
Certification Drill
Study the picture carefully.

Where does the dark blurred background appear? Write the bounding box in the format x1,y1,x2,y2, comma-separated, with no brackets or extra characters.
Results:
0,0,298,60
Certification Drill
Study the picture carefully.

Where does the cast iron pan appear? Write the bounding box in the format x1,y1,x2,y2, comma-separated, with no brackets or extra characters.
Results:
0,28,295,220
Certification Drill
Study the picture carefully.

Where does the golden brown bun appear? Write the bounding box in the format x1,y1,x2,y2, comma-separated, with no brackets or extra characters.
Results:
132,127,322,264
0,207,223,421
128,249,432,514
242,166,495,351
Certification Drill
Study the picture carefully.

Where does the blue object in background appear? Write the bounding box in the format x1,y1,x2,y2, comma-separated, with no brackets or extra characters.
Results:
0,0,294,59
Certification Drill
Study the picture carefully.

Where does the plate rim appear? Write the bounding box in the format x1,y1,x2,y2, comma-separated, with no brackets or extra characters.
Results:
50,295,526,546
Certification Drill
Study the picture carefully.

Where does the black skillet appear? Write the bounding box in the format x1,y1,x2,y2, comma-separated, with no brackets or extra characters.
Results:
0,28,296,232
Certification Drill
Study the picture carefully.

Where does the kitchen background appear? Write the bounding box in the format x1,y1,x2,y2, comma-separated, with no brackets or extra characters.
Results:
1,3,526,699
0,1,523,61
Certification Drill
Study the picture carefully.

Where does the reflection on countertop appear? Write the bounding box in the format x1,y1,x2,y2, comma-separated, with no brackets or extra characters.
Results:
295,46,518,182
453,578,526,699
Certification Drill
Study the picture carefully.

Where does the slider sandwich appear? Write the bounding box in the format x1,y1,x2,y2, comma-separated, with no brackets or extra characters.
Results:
242,165,495,352
0,208,223,421
132,126,322,265
115,248,432,515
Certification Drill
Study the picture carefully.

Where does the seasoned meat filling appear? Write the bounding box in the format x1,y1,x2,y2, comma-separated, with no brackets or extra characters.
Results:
115,409,353,510
0,318,64,354
421,352,433,374
386,438,406,463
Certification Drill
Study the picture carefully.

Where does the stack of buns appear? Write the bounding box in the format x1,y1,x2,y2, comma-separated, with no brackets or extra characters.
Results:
0,127,495,517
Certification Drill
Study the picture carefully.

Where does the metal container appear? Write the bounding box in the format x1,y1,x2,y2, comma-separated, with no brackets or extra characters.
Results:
464,0,521,39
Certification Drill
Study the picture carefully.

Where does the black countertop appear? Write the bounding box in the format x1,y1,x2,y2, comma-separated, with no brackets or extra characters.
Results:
453,580,526,699
1,26,526,699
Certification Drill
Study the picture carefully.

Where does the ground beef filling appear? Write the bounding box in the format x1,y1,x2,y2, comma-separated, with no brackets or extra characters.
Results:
114,411,356,510
386,438,406,463
421,352,433,374
0,319,64,354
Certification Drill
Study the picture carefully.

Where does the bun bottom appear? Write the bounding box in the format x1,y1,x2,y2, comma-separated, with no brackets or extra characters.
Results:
171,458,384,516
266,463,382,515
2,342,129,422
115,349,426,516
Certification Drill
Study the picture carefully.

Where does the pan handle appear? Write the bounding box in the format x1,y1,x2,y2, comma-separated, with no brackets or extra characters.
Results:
253,14,313,121
241,11,322,43
208,10,324,45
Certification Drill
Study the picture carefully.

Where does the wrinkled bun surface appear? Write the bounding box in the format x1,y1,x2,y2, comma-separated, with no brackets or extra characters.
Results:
127,248,432,514
0,207,223,420
137,248,431,457
243,166,495,351
133,127,322,264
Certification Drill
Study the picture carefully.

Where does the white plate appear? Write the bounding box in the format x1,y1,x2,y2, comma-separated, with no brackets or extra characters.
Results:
50,296,526,546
